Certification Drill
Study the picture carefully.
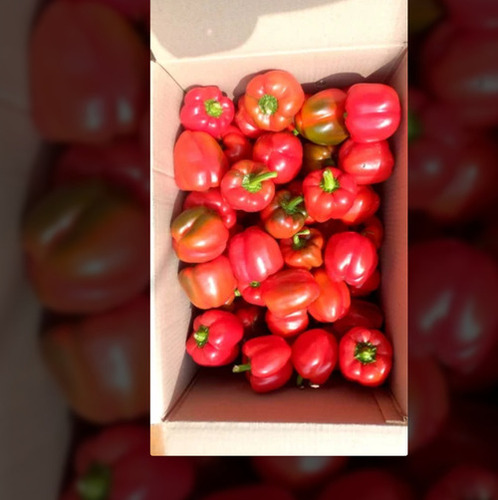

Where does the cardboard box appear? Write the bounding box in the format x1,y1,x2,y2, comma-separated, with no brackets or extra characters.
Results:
151,0,407,455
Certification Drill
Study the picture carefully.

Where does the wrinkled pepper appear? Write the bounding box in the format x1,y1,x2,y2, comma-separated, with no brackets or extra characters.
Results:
279,228,324,270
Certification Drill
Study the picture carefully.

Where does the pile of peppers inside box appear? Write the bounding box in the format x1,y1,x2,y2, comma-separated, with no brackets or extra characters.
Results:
170,69,400,393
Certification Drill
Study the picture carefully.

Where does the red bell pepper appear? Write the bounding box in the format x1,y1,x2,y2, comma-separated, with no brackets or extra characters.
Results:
171,206,229,263
186,310,243,366
324,231,378,287
30,1,147,143
253,132,303,184
287,180,316,225
266,309,309,338
303,167,358,222
237,280,265,306
261,268,320,317
291,328,338,386
61,425,195,500
338,139,395,185
173,130,228,191
53,139,149,207
41,295,149,424
233,304,265,338
228,226,284,283
235,95,264,138
244,69,305,132
279,228,324,270
302,143,336,175
339,327,393,387
333,299,384,337
307,268,350,323
178,255,237,309
183,188,237,229
345,83,401,143
221,124,253,165
295,88,349,146
349,269,380,297
233,336,293,393
220,160,277,212
260,190,307,239
340,185,380,225
22,182,148,314
358,215,384,249
180,86,234,139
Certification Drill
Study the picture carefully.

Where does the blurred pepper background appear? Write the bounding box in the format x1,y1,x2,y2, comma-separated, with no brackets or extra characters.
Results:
2,0,497,498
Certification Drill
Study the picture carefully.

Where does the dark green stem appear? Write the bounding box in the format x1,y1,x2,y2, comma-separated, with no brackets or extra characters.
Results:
250,281,260,288
292,229,310,249
242,171,278,193
282,195,304,214
354,342,378,364
258,94,278,115
204,99,223,118
193,325,209,348
320,168,340,193
233,363,251,373
76,463,111,500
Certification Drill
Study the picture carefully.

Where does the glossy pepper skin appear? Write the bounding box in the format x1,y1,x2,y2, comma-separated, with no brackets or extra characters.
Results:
233,336,293,393
279,228,324,270
260,190,307,239
339,327,393,387
22,182,149,314
41,295,149,424
307,268,350,323
324,231,378,287
358,215,384,249
338,139,395,185
295,89,349,146
178,255,237,309
220,160,278,212
302,143,336,175
266,309,309,338
237,280,265,306
221,124,253,165
261,268,320,317
173,130,228,191
303,167,358,222
253,132,303,184
292,329,338,385
345,83,401,143
333,299,384,337
183,188,237,229
235,95,264,138
349,269,380,297
244,70,305,132
180,86,234,139
341,185,380,225
60,425,195,500
228,226,284,284
171,206,229,263
186,310,243,366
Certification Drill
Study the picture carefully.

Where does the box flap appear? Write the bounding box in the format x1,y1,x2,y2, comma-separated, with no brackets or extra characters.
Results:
152,0,407,65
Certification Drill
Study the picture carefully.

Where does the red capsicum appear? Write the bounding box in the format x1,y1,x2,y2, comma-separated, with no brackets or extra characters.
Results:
292,329,338,386
186,310,243,366
261,268,320,317
220,160,277,212
333,299,384,337
174,130,228,191
303,167,358,222
338,139,395,185
180,86,234,139
344,83,401,143
244,70,305,132
178,255,237,309
171,206,229,263
358,215,384,249
221,124,253,165
307,268,350,323
266,309,309,338
339,327,393,387
349,269,380,297
302,143,336,175
228,226,284,283
235,95,264,138
295,89,349,146
183,188,237,229
253,132,303,184
260,190,307,239
340,185,380,225
324,231,378,287
233,336,293,393
233,304,265,338
279,228,324,270
237,280,265,306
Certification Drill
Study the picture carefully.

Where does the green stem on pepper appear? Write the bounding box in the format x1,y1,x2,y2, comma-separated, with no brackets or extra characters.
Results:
242,171,278,193
233,363,252,373
258,94,278,115
193,325,209,348
292,228,311,249
320,168,340,193
354,341,378,364
204,99,223,118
